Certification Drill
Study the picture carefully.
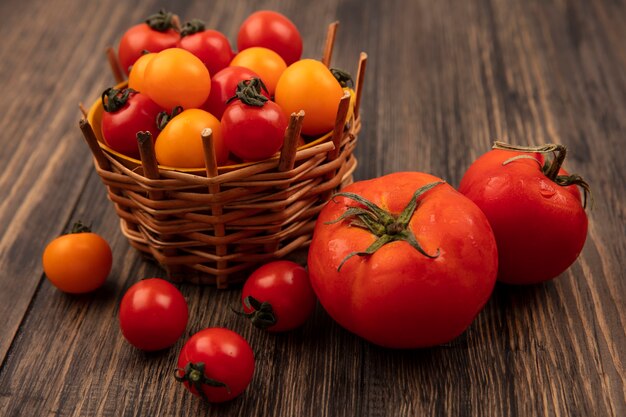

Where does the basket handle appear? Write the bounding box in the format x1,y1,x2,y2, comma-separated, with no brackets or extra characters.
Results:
201,128,229,289
321,21,339,67
79,118,111,171
106,46,126,84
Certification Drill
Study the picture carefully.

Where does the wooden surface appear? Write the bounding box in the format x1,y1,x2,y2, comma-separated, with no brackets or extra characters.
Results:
0,0,624,416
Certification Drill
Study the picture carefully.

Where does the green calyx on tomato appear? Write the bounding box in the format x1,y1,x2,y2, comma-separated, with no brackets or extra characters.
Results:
227,78,270,107
239,296,278,330
330,68,353,88
102,88,137,113
175,362,230,402
179,19,206,37
329,181,444,270
493,141,592,208
69,221,92,234
145,9,177,32
156,106,183,130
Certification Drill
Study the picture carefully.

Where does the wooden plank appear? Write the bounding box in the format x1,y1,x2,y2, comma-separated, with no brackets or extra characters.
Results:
0,0,624,416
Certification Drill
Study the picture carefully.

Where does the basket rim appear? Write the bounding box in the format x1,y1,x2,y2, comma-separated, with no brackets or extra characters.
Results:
86,83,355,175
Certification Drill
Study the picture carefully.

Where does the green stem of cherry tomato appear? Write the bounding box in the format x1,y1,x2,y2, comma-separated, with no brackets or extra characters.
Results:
145,9,177,32
179,19,205,37
227,78,269,107
174,362,230,403
328,182,444,270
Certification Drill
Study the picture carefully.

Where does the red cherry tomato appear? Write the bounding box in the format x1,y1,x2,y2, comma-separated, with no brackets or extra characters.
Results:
118,10,179,74
308,172,498,348
201,66,266,120
175,328,255,403
458,142,590,285
100,88,164,159
240,261,317,332
119,278,189,351
237,10,302,65
178,21,234,76
221,78,288,161
42,222,112,294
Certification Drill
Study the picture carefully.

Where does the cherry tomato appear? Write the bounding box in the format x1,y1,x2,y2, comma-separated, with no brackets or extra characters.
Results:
458,142,590,285
240,261,316,332
237,10,303,65
42,222,112,294
201,66,266,120
178,20,234,76
230,47,286,97
119,278,188,351
118,10,179,75
100,88,164,158
175,328,255,403
308,172,498,348
221,78,288,161
275,59,344,136
143,48,211,110
155,108,227,168
127,52,155,93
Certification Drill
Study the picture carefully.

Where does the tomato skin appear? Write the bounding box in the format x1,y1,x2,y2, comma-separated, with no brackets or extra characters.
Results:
127,52,155,93
308,172,498,348
155,108,227,168
230,47,286,96
221,99,288,161
101,90,163,159
201,66,265,120
119,278,188,351
241,261,317,332
275,59,344,136
143,48,212,110
237,10,303,65
118,23,179,75
458,149,588,285
176,328,255,403
178,29,234,76
42,230,112,294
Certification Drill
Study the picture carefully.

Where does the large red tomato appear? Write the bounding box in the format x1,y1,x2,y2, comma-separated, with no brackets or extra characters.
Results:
458,142,590,285
308,172,498,349
117,10,179,75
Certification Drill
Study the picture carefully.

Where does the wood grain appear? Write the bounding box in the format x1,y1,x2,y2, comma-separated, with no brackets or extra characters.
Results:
0,0,624,416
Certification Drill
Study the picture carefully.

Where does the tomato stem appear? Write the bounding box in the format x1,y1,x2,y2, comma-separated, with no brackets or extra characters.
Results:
70,221,91,234
493,141,592,208
145,9,176,32
180,19,205,37
174,362,230,402
330,68,353,88
327,182,443,270
102,88,137,113
156,106,183,130
226,78,269,107
239,296,278,330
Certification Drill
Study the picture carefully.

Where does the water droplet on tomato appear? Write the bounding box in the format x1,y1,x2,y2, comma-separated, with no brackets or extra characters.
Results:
539,180,556,198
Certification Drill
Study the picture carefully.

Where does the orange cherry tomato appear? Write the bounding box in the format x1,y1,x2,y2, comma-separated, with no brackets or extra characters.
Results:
229,47,286,96
128,52,155,93
155,108,227,168
144,48,211,110
42,222,112,294
275,59,344,136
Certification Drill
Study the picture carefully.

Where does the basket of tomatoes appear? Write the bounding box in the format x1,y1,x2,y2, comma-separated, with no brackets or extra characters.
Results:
79,10,367,287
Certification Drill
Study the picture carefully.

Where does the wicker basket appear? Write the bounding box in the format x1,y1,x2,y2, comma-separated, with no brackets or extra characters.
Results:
79,22,367,287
